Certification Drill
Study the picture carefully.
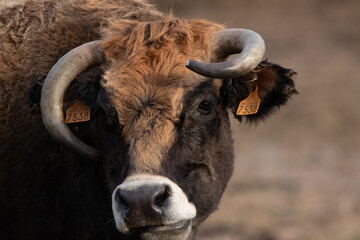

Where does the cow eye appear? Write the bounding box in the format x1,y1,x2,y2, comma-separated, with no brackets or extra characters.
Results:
198,100,213,115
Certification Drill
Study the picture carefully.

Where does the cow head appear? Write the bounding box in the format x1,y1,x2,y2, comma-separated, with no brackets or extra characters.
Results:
39,19,296,240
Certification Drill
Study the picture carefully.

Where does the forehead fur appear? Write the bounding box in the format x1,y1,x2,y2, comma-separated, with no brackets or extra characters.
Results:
101,19,223,133
100,18,223,172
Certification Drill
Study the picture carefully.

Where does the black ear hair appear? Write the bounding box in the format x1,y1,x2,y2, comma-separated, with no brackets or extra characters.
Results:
65,65,103,107
221,60,298,123
29,66,104,115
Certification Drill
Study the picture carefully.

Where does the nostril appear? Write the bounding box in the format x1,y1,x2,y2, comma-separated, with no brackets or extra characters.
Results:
154,185,171,209
116,189,129,215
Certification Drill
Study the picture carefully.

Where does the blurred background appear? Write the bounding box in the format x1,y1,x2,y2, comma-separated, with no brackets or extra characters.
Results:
151,0,360,239
1,0,359,239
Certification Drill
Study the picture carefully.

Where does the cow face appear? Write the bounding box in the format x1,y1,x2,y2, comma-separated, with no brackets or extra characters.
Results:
101,80,233,239
100,76,234,239
98,20,234,239
39,19,296,240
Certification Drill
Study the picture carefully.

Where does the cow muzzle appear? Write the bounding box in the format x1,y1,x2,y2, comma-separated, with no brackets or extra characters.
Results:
112,175,196,237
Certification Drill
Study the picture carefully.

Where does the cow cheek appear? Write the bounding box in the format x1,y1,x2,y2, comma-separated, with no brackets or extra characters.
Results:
180,166,220,226
192,121,234,224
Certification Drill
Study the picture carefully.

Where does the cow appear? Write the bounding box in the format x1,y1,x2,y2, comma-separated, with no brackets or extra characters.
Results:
0,0,297,239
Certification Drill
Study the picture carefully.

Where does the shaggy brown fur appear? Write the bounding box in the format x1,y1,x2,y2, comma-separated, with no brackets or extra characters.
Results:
101,19,223,173
0,0,163,147
0,0,296,239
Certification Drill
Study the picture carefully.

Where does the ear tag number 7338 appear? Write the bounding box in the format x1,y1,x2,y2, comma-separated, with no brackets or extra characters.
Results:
236,86,261,116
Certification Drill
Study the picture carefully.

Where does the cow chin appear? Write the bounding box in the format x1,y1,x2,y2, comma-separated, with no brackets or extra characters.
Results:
134,221,193,240
112,175,196,239
138,224,192,240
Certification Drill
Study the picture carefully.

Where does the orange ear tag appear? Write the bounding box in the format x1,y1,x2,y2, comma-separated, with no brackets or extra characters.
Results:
236,86,261,116
65,100,91,123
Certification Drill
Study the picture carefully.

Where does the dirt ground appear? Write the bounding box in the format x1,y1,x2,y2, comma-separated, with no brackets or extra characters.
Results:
1,0,359,239
153,0,360,239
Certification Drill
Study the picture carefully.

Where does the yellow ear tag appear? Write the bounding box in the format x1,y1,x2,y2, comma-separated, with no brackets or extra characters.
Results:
236,86,261,116
65,100,91,123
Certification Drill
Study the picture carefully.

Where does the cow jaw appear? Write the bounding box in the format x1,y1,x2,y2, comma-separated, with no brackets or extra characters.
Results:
112,175,196,238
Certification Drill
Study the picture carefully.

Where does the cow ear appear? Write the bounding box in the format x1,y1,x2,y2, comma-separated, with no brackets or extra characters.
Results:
29,66,104,115
64,66,104,108
221,61,298,123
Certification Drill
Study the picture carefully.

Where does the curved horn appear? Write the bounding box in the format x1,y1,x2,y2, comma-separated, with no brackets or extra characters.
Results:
40,41,104,159
186,28,265,79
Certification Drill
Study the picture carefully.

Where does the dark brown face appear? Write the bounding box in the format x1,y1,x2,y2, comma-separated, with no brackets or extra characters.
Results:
98,58,234,239
93,19,241,237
